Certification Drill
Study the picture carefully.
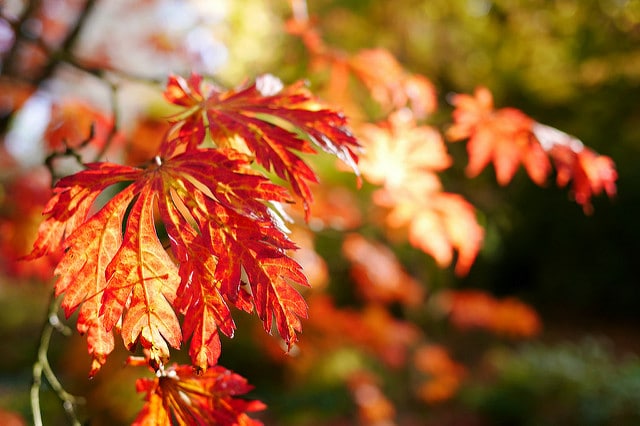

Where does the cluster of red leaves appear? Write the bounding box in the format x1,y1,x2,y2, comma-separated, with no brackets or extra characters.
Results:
448,87,617,213
437,290,542,338
26,72,359,384
134,364,265,426
163,73,359,217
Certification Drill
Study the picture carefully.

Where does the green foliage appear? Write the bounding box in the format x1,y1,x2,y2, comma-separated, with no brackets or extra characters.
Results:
465,339,640,426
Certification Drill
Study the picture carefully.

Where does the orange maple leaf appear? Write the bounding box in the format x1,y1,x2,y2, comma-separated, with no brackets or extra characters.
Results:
347,372,396,425
447,86,551,185
348,49,437,119
379,192,484,276
134,364,265,426
44,100,126,163
358,110,450,194
448,88,617,212
358,111,483,275
413,344,466,404
437,290,541,338
342,233,424,306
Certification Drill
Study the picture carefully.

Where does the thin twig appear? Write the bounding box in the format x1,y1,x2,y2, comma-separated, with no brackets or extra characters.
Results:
1,0,44,75
44,123,94,181
35,0,98,83
92,79,120,162
31,292,85,426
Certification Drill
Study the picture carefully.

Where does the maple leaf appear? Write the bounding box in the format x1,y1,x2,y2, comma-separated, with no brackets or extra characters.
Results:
348,49,437,119
45,101,119,153
448,88,617,212
413,344,466,404
342,233,424,306
163,73,360,216
532,123,617,214
436,290,541,338
347,372,396,425
447,86,551,186
358,111,483,275
381,192,483,276
358,110,451,194
28,148,308,374
133,364,265,426
286,18,437,119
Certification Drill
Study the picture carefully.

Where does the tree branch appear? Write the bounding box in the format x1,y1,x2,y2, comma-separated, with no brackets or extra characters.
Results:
31,292,85,426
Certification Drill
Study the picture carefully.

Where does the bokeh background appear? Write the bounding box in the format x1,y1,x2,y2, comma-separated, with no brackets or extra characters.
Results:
1,0,639,425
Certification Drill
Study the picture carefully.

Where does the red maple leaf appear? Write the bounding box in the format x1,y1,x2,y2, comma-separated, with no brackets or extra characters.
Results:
134,364,265,426
447,86,551,186
163,73,360,216
27,148,308,375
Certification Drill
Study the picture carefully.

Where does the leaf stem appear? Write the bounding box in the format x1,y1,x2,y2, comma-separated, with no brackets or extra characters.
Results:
31,292,85,426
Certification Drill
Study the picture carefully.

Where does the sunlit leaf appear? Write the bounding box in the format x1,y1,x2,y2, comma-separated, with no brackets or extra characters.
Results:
134,364,265,426
164,73,360,216
28,148,308,373
447,86,549,185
